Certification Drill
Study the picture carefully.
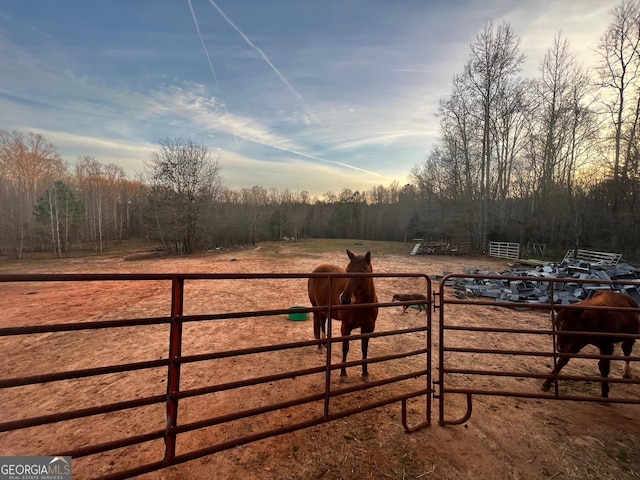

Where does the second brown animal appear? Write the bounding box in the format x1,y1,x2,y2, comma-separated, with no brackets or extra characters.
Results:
392,293,428,314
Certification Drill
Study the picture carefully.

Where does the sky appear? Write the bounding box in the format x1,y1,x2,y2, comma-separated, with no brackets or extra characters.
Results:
0,0,616,198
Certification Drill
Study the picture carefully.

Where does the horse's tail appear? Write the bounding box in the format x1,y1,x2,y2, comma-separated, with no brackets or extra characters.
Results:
313,312,322,340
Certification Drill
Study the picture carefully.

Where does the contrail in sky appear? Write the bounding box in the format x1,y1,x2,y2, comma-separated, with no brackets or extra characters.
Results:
206,0,307,107
187,0,238,143
194,0,373,176
235,136,383,178
204,109,380,177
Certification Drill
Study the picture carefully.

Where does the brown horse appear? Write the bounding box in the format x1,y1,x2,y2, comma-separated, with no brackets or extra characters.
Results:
307,249,378,382
541,291,639,398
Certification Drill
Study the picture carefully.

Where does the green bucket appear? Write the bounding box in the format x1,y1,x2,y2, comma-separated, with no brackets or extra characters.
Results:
288,306,309,321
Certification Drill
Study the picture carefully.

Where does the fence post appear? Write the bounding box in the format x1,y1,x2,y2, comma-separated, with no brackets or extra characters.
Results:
164,276,184,465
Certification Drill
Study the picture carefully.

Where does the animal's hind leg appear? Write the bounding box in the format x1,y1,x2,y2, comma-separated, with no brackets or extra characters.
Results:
313,313,327,351
598,343,614,398
622,339,635,378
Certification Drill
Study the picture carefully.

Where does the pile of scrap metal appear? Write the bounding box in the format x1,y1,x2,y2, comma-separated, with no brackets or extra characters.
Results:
445,258,640,305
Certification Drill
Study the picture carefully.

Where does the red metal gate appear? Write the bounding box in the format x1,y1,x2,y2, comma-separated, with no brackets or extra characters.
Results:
435,273,640,426
0,272,432,480
5,269,640,478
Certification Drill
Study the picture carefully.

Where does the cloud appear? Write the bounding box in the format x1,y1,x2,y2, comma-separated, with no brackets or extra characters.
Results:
218,149,394,196
1,0,615,198
14,127,156,174
496,0,612,74
139,84,390,178
2,50,390,184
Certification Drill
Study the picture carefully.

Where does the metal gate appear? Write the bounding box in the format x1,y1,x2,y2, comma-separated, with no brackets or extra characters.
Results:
0,272,432,480
4,270,640,478
435,273,640,426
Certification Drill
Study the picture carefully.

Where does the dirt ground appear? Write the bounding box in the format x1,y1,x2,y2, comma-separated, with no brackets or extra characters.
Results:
1,239,639,480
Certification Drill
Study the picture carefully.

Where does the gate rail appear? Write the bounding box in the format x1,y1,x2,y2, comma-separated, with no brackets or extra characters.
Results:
0,272,432,480
436,274,640,426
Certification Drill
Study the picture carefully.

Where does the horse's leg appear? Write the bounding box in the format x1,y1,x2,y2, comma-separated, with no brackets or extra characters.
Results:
598,343,614,398
542,338,586,393
361,325,374,383
322,316,327,348
313,311,326,352
541,355,571,392
621,339,635,378
340,322,352,383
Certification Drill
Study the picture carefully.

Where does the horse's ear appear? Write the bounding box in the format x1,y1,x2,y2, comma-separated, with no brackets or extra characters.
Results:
365,251,371,263
346,249,355,259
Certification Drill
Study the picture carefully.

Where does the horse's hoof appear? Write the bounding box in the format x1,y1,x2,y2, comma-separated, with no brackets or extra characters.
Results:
362,374,371,383
340,375,349,383
541,382,551,392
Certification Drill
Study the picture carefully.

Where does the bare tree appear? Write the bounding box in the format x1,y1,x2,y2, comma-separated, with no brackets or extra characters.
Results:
437,73,481,204
145,137,222,254
420,21,524,249
102,163,126,242
525,33,596,245
75,156,106,252
462,21,525,248
240,186,269,246
595,0,640,248
596,0,640,179
34,181,83,257
0,131,65,257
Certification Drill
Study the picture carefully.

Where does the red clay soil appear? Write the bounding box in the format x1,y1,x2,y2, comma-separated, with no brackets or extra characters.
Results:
1,240,639,480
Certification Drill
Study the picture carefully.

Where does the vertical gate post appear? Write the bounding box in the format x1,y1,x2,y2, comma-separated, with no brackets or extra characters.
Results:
426,284,432,426
323,275,334,420
164,276,184,465
437,284,446,425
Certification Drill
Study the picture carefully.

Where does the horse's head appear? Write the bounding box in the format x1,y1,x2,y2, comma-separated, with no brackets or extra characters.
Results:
339,249,373,305
552,306,584,352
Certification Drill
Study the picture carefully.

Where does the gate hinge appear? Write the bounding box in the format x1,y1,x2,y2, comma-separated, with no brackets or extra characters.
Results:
432,290,441,311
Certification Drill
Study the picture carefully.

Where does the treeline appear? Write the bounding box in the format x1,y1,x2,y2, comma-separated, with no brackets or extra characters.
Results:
412,2,640,261
2,1,640,261
0,132,424,258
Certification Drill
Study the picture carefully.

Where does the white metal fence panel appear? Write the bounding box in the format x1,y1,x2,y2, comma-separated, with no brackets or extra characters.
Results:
489,242,520,260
